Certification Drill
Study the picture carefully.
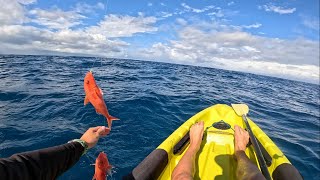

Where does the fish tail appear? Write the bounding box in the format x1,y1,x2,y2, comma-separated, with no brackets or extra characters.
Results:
106,115,120,129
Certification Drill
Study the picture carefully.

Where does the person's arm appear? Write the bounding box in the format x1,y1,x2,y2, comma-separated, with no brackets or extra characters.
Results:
0,126,109,180
172,122,204,180
0,142,84,180
234,125,265,180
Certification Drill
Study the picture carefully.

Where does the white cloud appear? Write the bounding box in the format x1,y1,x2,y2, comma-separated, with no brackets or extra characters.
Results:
211,59,319,83
302,16,320,31
259,4,296,14
160,12,173,18
138,12,144,16
28,8,86,29
173,4,213,16
0,0,26,24
0,1,158,57
227,1,235,6
176,18,187,26
242,46,260,52
0,25,128,57
0,0,158,54
26,2,108,30
87,14,157,38
97,2,105,9
147,2,152,7
74,2,105,14
207,10,224,18
206,6,239,20
135,24,319,84
181,3,215,13
0,12,159,57
17,0,36,5
242,23,262,29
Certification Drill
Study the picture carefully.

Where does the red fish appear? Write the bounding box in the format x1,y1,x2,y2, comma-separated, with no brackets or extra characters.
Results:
84,71,119,130
92,152,112,180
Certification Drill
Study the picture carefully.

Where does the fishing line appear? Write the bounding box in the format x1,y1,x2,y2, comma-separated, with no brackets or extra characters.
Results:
89,0,109,71
84,151,95,165
102,0,109,150
90,59,96,70
101,0,109,74
85,0,111,169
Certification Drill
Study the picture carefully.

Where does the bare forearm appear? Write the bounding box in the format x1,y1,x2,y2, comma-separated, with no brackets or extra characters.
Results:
235,151,265,180
172,147,198,180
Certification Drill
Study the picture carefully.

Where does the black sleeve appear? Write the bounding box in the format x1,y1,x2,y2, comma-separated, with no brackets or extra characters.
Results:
0,142,84,180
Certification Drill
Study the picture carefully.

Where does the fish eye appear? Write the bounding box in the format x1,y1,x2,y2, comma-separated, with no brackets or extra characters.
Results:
86,80,89,84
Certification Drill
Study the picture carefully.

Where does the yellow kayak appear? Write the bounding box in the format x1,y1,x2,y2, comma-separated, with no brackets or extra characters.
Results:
125,104,302,180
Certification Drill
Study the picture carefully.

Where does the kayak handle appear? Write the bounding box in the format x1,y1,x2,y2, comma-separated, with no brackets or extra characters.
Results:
173,132,190,155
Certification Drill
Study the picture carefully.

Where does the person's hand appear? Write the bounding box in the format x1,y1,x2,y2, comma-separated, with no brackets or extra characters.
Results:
80,126,110,149
234,125,249,152
189,121,204,152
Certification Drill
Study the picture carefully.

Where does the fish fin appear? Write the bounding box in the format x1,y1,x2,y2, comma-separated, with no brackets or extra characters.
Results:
107,169,112,175
96,110,102,115
108,115,120,121
99,88,103,95
90,164,95,166
106,115,120,129
92,174,96,180
84,96,90,105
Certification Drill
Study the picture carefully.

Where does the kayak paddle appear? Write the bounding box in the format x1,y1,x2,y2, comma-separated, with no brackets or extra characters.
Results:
231,103,272,180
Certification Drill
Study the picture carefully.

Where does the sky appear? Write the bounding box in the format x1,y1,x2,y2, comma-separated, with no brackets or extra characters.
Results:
0,0,319,84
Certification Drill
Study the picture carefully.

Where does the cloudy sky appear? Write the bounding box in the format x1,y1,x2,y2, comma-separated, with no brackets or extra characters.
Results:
0,0,319,84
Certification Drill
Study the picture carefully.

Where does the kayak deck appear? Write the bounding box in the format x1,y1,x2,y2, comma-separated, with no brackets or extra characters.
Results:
157,104,287,179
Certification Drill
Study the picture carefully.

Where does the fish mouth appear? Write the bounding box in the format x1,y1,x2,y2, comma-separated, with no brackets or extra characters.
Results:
98,152,106,158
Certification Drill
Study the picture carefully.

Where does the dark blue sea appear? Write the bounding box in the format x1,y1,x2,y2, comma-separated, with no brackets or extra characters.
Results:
0,55,319,179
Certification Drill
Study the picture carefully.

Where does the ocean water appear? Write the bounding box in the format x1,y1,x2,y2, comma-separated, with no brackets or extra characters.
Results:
0,55,319,179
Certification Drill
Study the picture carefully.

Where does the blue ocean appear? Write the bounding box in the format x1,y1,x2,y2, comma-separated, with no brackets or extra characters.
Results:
0,55,319,179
